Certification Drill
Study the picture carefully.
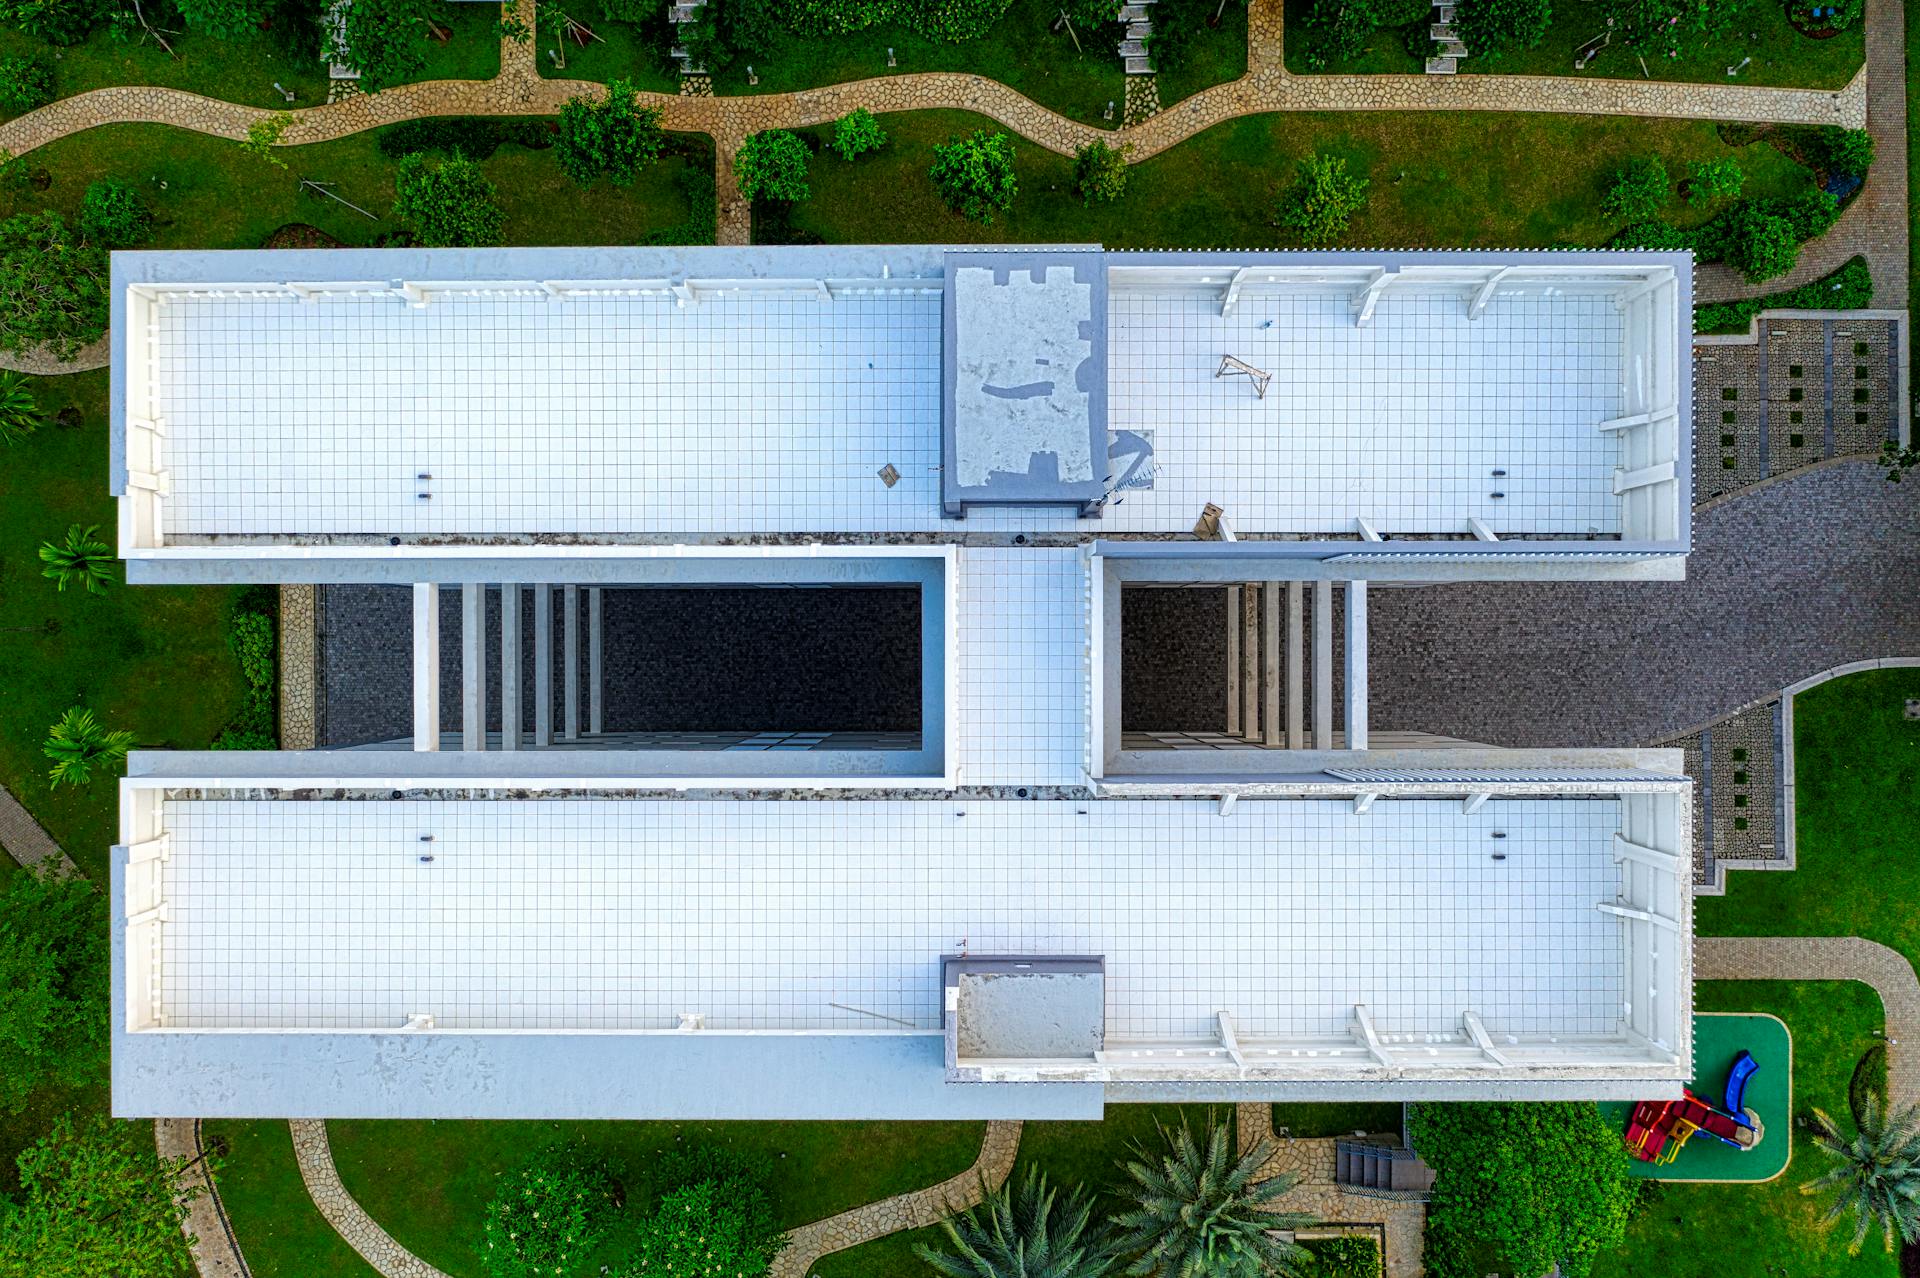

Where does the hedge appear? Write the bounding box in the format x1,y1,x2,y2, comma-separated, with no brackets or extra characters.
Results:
1693,254,1873,335
212,586,278,749
377,117,556,161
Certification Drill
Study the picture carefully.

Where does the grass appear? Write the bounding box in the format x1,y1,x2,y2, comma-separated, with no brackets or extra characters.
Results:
1592,981,1896,1278
0,1,500,119
1695,670,1920,966
532,14,679,92
201,1120,382,1278
1272,1100,1404,1137
770,108,1811,248
1281,0,1864,88
326,1118,982,1277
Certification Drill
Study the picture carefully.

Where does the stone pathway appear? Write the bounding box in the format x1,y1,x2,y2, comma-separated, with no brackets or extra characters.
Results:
1695,936,1920,1106
289,1120,453,1278
771,1120,1022,1278
1236,1103,1425,1278
156,1118,252,1278
0,783,79,876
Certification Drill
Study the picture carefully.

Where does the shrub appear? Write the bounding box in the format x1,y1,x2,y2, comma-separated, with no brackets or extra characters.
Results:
334,0,437,92
379,117,554,161
929,129,1018,224
1768,185,1840,241
481,1144,617,1278
1693,255,1870,335
1600,156,1667,222
829,107,887,161
735,129,809,203
0,211,109,360
915,1168,1118,1278
1805,125,1873,177
1302,0,1428,67
37,523,113,593
1072,138,1130,206
1604,0,1736,57
214,589,279,749
1453,0,1551,59
777,0,1013,42
557,79,666,188
1278,151,1369,244
0,867,108,1111
1303,1235,1384,1278
0,55,53,114
174,0,272,39
42,707,134,788
78,176,152,249
393,151,504,247
1409,1101,1634,1278
642,146,718,246
0,368,38,445
627,1178,786,1277
1609,219,1690,251
241,112,294,169
1686,157,1743,204
0,0,106,45
0,1113,201,1276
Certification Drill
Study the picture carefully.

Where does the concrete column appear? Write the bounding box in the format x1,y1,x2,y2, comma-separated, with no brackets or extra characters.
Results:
461,583,486,752
588,588,604,736
411,584,439,752
533,584,553,748
1241,583,1260,742
1286,582,1304,749
1262,582,1282,747
1312,580,1334,749
1225,586,1241,736
1343,581,1369,752
500,583,521,752
563,584,581,742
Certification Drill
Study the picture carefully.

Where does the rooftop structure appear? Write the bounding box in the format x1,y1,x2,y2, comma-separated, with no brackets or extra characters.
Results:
110,245,1697,1121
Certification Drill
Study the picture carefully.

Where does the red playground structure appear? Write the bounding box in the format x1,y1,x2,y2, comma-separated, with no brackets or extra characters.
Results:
1624,1050,1763,1165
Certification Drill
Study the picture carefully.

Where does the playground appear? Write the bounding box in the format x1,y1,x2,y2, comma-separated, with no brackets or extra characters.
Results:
1601,1012,1793,1183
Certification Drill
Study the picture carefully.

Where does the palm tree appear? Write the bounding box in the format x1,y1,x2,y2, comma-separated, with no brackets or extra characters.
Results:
1111,1114,1314,1278
915,1169,1121,1278
43,707,136,788
1805,1096,1920,1253
39,524,115,594
0,370,39,446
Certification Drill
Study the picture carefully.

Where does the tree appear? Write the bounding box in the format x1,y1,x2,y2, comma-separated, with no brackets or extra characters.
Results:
929,129,1017,224
1880,439,1920,482
42,707,134,788
1453,0,1550,59
0,1113,200,1278
78,176,151,249
1277,151,1368,244
556,78,665,188
735,129,810,203
1806,1098,1920,1253
0,55,53,114
1111,1114,1314,1278
241,112,294,169
0,368,38,445
173,0,271,38
481,1143,617,1278
1408,1101,1634,1278
393,151,505,247
0,867,108,1112
915,1169,1119,1278
1072,139,1130,206
0,211,108,361
830,107,887,161
1686,157,1744,204
1600,156,1668,222
38,523,114,593
1717,202,1799,283
335,0,438,94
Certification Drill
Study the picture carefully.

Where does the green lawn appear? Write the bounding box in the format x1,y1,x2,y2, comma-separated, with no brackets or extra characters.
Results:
534,14,679,92
0,1,501,119
1695,670,1920,967
201,1120,381,1278
1281,0,1864,88
770,108,1811,248
1592,982,1896,1278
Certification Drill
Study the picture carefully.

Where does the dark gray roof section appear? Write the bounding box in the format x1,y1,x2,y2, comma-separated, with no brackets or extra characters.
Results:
942,251,1108,516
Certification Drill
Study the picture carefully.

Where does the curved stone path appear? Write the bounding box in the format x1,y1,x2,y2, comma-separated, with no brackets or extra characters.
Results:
1695,936,1920,1106
156,1118,251,1278
289,1120,453,1278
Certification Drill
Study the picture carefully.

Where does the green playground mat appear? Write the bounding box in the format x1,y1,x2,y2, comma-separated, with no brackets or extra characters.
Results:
1600,1012,1792,1183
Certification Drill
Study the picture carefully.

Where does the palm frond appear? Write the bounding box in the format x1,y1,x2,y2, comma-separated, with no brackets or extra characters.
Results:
0,370,38,446
38,523,115,594
1804,1097,1920,1255
1111,1112,1314,1278
914,1170,1121,1278
43,706,136,788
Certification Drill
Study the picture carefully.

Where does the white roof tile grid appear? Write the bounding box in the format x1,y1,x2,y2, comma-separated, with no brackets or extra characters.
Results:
955,548,1087,786
157,799,1624,1042
151,288,1624,540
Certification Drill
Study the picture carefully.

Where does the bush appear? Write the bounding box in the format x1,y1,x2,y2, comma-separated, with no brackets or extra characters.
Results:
1303,1234,1383,1278
1278,151,1369,244
1686,157,1743,203
829,107,887,161
213,592,277,749
0,211,108,360
0,0,106,45
1610,219,1691,251
78,176,152,249
0,55,52,114
393,151,505,247
1600,156,1667,222
557,79,666,188
1767,185,1839,241
334,0,436,92
174,0,272,38
627,1176,785,1277
481,1144,617,1278
1302,0,1428,66
1453,0,1550,59
1072,138,1130,206
1806,125,1873,177
1604,0,1735,57
777,0,1012,42
735,129,809,203
378,117,554,161
1693,255,1871,334
1712,203,1799,283
929,129,1017,224
0,867,108,1111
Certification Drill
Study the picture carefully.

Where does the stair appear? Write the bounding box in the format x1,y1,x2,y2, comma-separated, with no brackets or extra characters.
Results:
1118,1,1151,17
1334,1139,1436,1199
1423,0,1466,74
666,0,708,78
1425,56,1458,72
1118,0,1154,74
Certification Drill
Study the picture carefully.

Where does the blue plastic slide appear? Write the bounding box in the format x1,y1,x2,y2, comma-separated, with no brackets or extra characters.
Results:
1724,1050,1759,1128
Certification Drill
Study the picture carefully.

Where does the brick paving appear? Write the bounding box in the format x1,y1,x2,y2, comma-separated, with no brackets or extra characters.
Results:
0,784,78,876
1695,936,1920,1106
290,1120,453,1278
1236,1104,1425,1278
155,1118,251,1278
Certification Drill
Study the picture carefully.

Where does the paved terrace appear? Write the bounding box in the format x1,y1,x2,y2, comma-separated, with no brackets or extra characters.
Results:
153,797,1626,1042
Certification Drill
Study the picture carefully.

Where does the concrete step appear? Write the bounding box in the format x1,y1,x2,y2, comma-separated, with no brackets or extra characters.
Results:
1430,22,1455,37
1125,20,1151,38
1437,3,1455,19
1125,54,1154,73
1118,2,1150,16
1440,40,1467,56
1119,38,1147,56
1425,55,1457,72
